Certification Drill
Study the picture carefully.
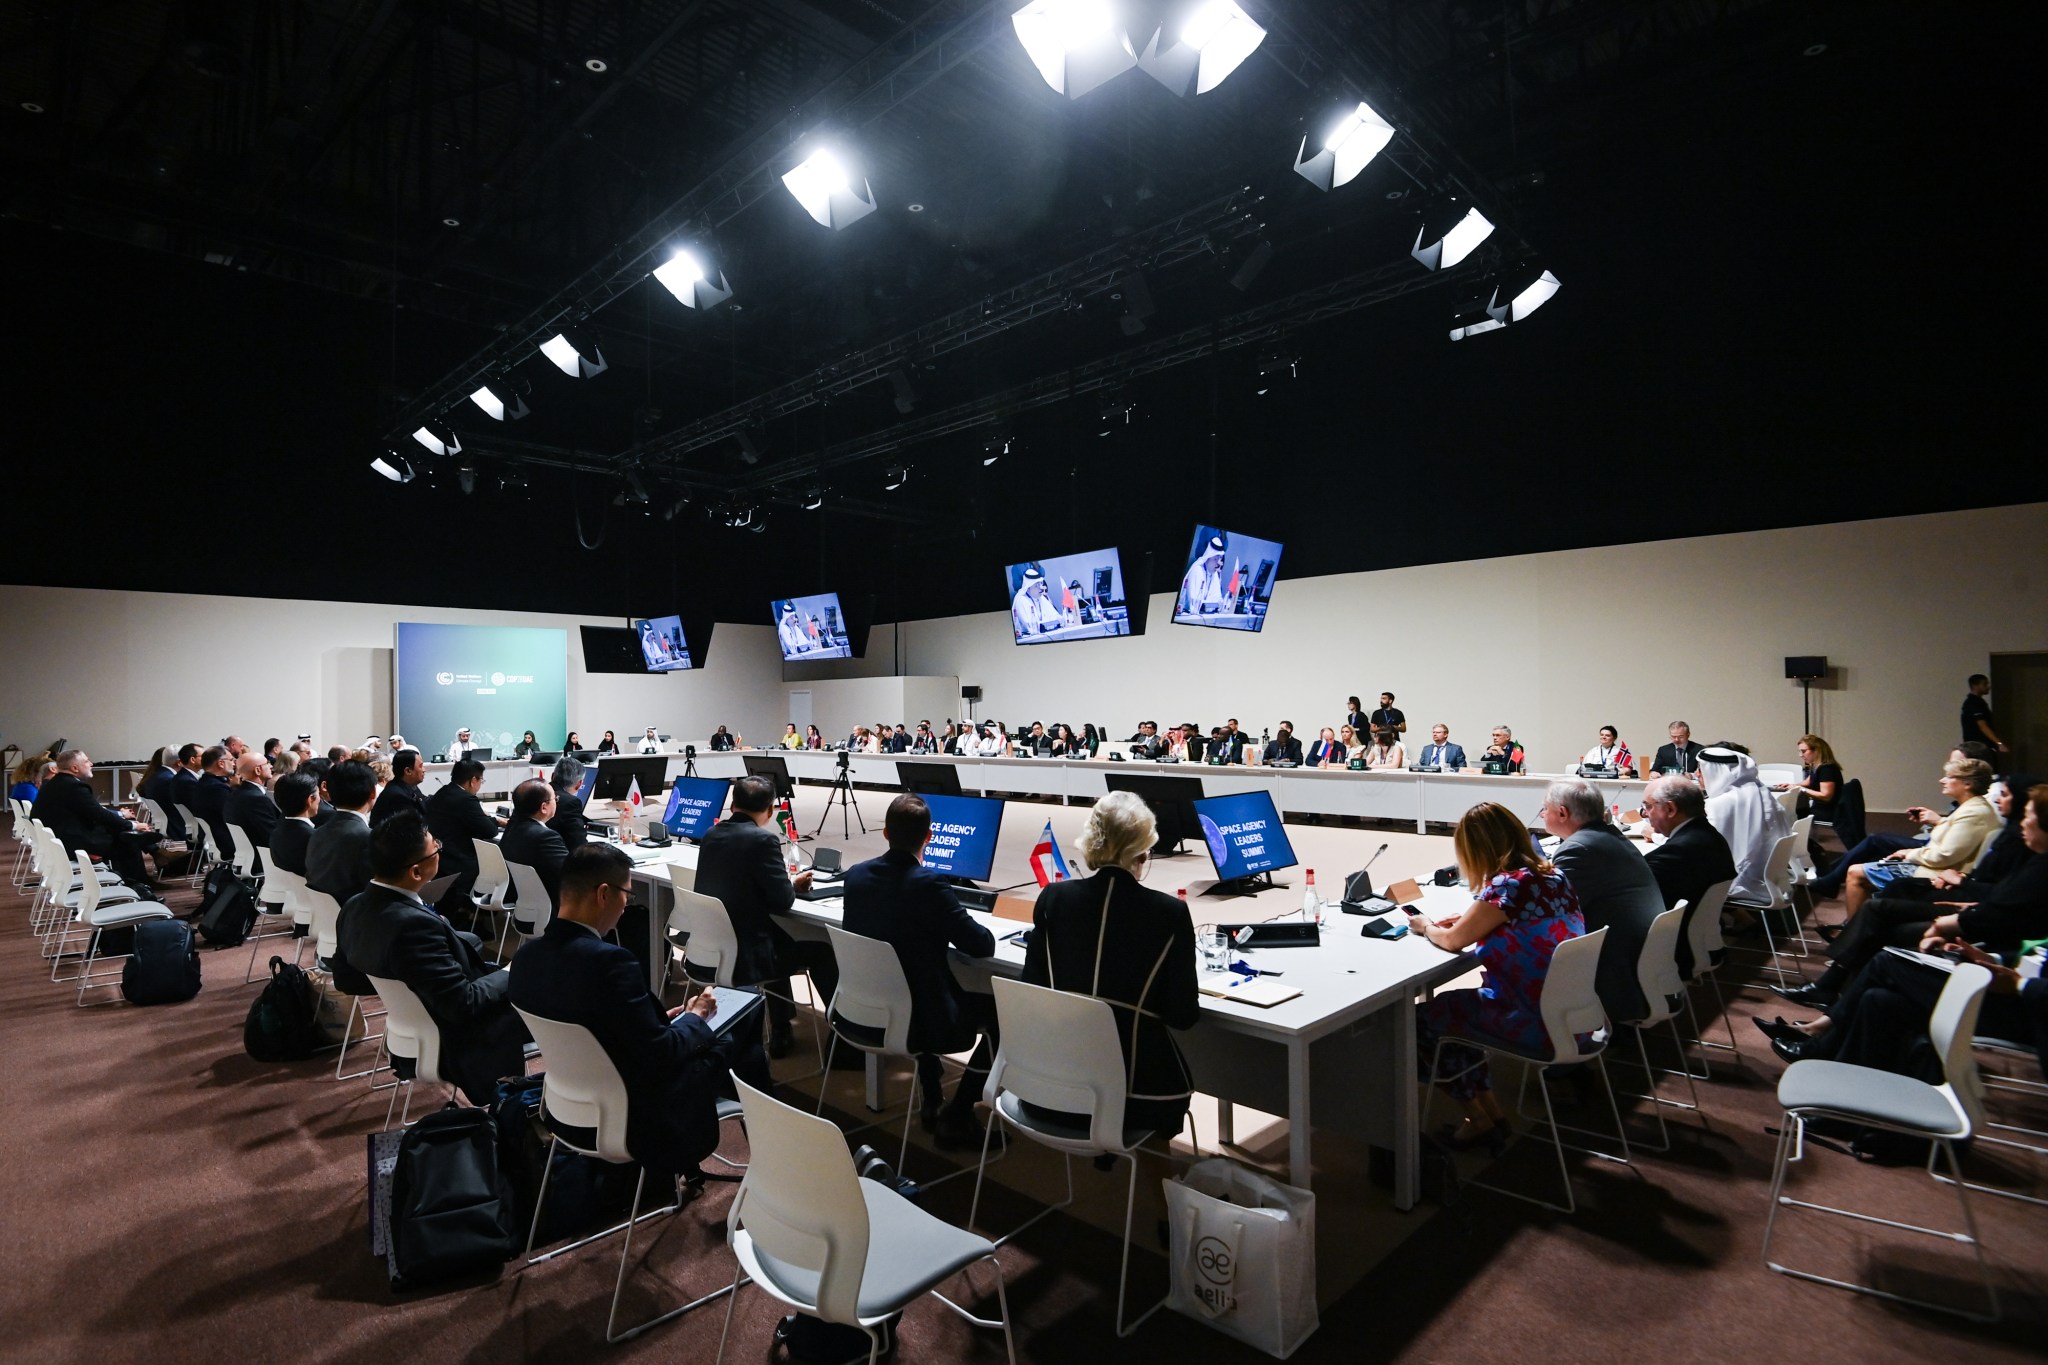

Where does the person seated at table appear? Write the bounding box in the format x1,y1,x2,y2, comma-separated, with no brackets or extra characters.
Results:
1049,723,1081,757
502,779,570,908
1408,801,1585,1152
427,758,503,911
545,756,588,847
369,747,428,828
805,724,824,750
1578,726,1632,774
1080,723,1103,757
709,726,738,752
776,723,801,750
1479,726,1525,773
1128,720,1165,759
596,730,619,755
1307,727,1346,767
637,726,664,755
1638,776,1738,977
1544,779,1661,1024
974,723,1009,758
949,724,978,757
1773,734,1843,823
1651,721,1705,776
1362,728,1406,770
1417,724,1465,772
1022,791,1199,1136
513,730,541,759
563,731,584,754
1836,757,2000,922
1261,722,1303,766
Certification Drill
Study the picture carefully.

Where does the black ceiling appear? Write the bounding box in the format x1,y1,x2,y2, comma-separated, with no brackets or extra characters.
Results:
5,0,2039,628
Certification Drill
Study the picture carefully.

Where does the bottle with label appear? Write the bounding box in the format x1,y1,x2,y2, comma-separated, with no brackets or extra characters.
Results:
1302,869,1318,921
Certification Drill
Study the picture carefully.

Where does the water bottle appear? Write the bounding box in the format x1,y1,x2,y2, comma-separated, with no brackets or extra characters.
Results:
1302,869,1318,921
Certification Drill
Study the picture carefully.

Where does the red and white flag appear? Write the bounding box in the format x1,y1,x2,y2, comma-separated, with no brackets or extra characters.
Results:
626,775,643,808
1029,820,1071,889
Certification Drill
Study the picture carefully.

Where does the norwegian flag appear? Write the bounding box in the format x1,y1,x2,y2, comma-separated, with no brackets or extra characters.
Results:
625,775,643,808
776,796,800,843
1029,819,1070,888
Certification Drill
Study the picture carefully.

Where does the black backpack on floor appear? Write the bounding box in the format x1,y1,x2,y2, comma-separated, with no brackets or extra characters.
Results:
388,1105,518,1291
243,956,322,1061
122,919,202,1004
196,866,257,947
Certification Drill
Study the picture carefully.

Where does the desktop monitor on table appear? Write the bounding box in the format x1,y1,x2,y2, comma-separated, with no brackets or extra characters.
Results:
918,792,1005,884
593,755,668,801
662,777,732,840
1103,771,1206,854
741,753,795,801
1192,788,1299,890
897,761,964,797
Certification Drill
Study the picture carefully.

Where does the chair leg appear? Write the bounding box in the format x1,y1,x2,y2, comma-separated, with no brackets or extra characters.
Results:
970,1117,1073,1247
1112,1149,1168,1338
1469,1051,1578,1215
525,1134,560,1259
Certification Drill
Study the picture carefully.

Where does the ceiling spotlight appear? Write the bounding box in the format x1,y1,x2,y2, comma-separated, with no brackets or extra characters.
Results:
1411,200,1495,271
457,461,478,496
981,432,1013,466
661,492,691,521
21,101,46,114
1803,42,1827,57
883,464,910,491
907,202,926,213
585,57,609,73
410,419,462,456
802,488,825,510
733,425,765,466
538,326,607,378
652,247,733,309
1293,100,1396,192
1486,265,1561,325
781,147,877,230
1137,0,1266,97
467,376,530,421
1011,0,1137,99
442,216,460,226
371,450,416,483
621,469,652,506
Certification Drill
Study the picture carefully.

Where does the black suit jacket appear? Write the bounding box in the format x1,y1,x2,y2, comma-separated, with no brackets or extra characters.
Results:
170,767,201,817
1651,741,1705,775
31,772,132,859
1552,825,1665,1023
269,816,315,877
693,815,797,985
306,812,374,907
225,782,280,856
842,849,996,1054
370,779,427,829
1644,817,1738,977
1261,734,1303,765
500,814,569,905
1957,855,2048,951
510,920,734,1178
336,882,526,1104
547,789,590,849
139,769,186,840
426,783,499,878
190,772,234,862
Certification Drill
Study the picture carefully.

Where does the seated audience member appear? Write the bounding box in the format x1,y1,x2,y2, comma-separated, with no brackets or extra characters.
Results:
32,749,164,892
188,744,236,863
1261,722,1303,766
1417,724,1466,772
1544,779,1663,1023
1409,801,1585,1152
1579,726,1632,774
1363,728,1406,770
1639,776,1738,977
709,725,738,752
427,758,501,906
805,725,824,750
1774,734,1844,822
1050,723,1081,757
1698,745,1792,926
306,760,379,906
370,747,428,827
1479,726,1526,773
949,724,977,757
1128,720,1165,760
272,750,299,778
694,776,841,1059
225,753,281,856
509,843,765,1183
267,772,320,877
513,730,541,759
171,742,204,816
563,731,583,753
225,736,251,761
1848,773,2038,912
303,758,338,825
334,813,529,1103
10,750,51,804
262,738,282,765
1023,722,1053,756
1023,791,1198,1135
135,747,184,839
1837,757,1999,920
974,723,1009,758
597,730,619,755
1651,721,1706,776
842,794,999,1147
501,778,570,907
1080,723,1103,757
779,723,803,750
1307,727,1346,767
892,723,917,754
545,756,588,846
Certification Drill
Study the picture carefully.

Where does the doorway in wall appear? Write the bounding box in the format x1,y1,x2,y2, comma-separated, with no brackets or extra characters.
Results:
1990,652,2048,776
788,689,812,740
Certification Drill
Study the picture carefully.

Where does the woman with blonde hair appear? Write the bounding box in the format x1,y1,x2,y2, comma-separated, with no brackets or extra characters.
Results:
1775,734,1843,822
1407,801,1585,1152
1021,791,1200,1134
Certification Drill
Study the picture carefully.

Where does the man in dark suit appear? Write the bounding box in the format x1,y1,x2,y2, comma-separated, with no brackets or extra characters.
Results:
501,779,570,908
1218,719,1249,764
1260,722,1303,766
32,749,162,889
267,772,319,876
694,776,839,1056
169,742,203,827
306,760,378,908
1544,779,1665,1023
187,744,236,866
225,753,281,859
370,748,429,827
138,756,186,841
426,758,501,909
510,843,765,1181
335,812,529,1104
1417,724,1468,771
1650,721,1707,777
1128,721,1165,759
842,794,999,1146
1641,776,1739,977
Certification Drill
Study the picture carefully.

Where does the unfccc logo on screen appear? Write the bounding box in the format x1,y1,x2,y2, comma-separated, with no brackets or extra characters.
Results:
435,671,454,686
491,671,507,686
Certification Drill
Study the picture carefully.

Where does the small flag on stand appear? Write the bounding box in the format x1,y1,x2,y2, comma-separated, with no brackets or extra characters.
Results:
777,796,801,843
626,776,643,808
1029,819,1071,888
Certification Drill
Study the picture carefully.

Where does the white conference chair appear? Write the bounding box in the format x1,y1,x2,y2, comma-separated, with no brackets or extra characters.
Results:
513,1007,745,1343
1763,963,1997,1321
224,821,264,887
51,850,175,1005
303,887,386,1083
501,861,555,953
32,827,140,949
472,837,512,938
188,815,227,886
1678,878,1737,1068
1729,831,1815,990
1612,907,1706,1152
249,863,307,980
366,974,453,1129
716,1077,1016,1365
815,925,963,1182
174,804,211,883
668,889,821,1071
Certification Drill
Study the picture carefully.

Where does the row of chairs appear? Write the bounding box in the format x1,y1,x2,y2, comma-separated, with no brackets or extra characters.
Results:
10,800,176,1005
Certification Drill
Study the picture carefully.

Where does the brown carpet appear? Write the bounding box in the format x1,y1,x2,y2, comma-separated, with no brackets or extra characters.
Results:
3,826,2044,1365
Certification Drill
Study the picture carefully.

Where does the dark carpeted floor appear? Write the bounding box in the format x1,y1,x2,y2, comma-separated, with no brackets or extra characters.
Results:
3,823,2043,1365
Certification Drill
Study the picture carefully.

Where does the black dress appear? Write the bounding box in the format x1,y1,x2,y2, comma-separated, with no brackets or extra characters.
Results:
1798,762,1843,821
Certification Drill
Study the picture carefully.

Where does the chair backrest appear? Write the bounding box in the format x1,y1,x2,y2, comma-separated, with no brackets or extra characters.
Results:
1538,926,1609,1063
668,889,740,987
72,850,105,919
136,796,170,832
225,822,261,880
730,1077,873,1326
175,805,206,857
513,1008,634,1163
366,974,443,1083
303,886,345,957
1634,907,1688,1024
1684,878,1733,979
1834,778,1867,846
266,865,309,925
1930,963,1994,1131
985,976,1132,1152
822,925,917,1056
472,838,511,901
191,816,220,866
1775,787,1799,822
504,861,554,935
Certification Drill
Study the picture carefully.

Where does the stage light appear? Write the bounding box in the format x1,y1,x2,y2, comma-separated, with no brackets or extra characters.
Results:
1112,268,1155,336
661,492,691,521
1293,99,1397,192
410,419,462,456
1486,265,1561,325
734,426,764,465
1138,1,1266,96
781,148,877,230
539,326,608,377
802,488,825,510
621,469,652,505
1253,350,1298,394
1411,200,1494,270
371,450,415,483
467,376,529,421
884,464,910,491
982,432,1013,466
457,462,478,496
1012,1,1137,100
652,247,733,309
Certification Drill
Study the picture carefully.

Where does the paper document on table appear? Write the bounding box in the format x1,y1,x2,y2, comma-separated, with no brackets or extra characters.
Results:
1199,976,1302,1007
1882,946,1957,973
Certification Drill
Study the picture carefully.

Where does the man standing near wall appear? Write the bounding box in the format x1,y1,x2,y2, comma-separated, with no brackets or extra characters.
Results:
1962,674,2009,755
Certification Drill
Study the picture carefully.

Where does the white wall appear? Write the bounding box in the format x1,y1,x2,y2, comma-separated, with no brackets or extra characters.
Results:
794,676,959,743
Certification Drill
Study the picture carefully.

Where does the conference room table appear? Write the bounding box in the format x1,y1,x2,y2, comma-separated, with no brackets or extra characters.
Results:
619,838,1478,1211
417,758,547,797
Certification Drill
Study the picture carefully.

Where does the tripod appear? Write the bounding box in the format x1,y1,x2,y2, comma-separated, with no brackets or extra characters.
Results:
680,748,699,779
819,754,867,839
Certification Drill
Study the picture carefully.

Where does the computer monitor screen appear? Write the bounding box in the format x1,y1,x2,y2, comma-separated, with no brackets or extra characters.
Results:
592,755,668,801
1004,548,1131,645
580,624,646,673
897,761,964,797
1173,525,1284,632
919,792,1004,883
771,593,853,660
1103,772,1206,854
741,754,794,801
661,776,731,839
635,614,693,672
1192,789,1298,880
576,766,599,804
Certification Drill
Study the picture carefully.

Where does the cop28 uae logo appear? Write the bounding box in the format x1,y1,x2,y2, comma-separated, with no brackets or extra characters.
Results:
490,672,507,686
435,671,454,686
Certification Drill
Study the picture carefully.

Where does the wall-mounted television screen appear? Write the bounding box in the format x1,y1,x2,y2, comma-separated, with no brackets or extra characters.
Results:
1004,548,1130,645
772,593,853,660
580,624,647,674
1173,525,1283,632
635,615,693,672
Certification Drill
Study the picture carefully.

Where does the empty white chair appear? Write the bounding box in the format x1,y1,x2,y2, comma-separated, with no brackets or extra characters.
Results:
1679,878,1737,1068
816,925,935,1177
1613,906,1705,1151
716,1077,1016,1365
472,837,511,937
51,850,175,1005
32,827,140,947
365,974,452,1129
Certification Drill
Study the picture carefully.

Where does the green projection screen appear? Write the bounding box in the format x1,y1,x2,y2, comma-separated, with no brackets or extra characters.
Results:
394,623,569,757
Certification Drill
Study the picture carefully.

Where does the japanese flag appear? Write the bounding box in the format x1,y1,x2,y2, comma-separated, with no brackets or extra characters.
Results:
626,775,643,808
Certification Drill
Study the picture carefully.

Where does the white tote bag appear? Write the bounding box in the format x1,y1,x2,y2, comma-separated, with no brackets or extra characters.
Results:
1165,1157,1319,1358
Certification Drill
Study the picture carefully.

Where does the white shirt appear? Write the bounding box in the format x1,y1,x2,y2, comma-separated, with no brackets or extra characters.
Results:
975,734,1007,757
777,613,811,655
451,735,474,757
639,735,663,755
1012,584,1061,636
1179,557,1226,614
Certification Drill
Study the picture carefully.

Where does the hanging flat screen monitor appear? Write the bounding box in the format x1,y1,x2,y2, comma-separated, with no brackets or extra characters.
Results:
772,593,853,660
1173,525,1283,632
661,776,731,839
919,792,1004,883
1005,548,1130,645
635,615,693,672
581,624,646,674
1192,789,1298,881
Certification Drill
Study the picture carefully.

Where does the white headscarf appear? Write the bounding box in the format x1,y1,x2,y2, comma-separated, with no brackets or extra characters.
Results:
1699,746,1792,903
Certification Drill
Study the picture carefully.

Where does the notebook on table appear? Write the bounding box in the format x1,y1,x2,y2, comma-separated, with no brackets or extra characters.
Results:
1199,975,1302,1007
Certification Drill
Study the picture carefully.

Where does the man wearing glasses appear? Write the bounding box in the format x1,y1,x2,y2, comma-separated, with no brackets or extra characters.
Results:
334,811,530,1104
510,843,765,1186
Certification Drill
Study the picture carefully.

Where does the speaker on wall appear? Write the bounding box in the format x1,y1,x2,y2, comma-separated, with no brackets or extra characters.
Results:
961,685,982,702
1784,656,1828,680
